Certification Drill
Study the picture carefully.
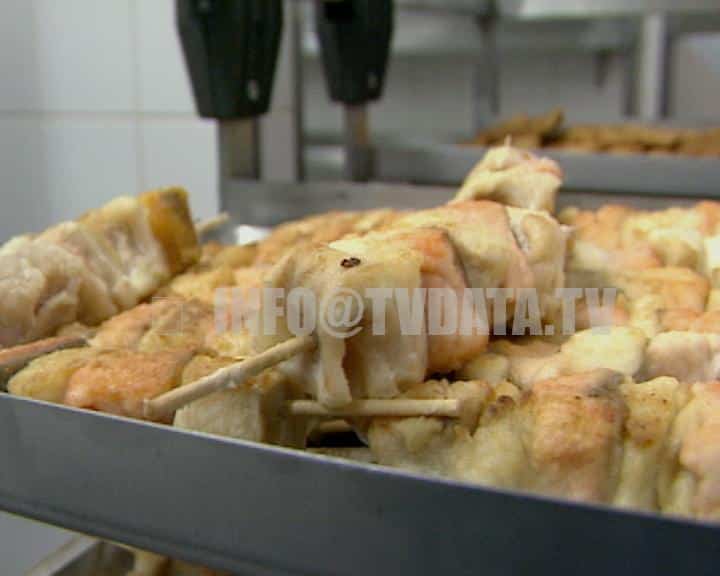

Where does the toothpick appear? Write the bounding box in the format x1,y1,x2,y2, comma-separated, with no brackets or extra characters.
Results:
0,335,88,385
195,212,230,237
143,334,316,421
286,398,461,419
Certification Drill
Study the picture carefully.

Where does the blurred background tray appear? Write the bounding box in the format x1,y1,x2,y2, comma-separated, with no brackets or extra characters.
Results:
373,138,720,197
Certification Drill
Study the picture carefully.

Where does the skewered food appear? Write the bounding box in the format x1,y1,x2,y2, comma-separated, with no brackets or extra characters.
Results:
454,144,562,213
460,326,647,390
255,202,566,407
173,355,310,448
254,209,398,265
367,370,720,520
0,188,199,347
6,142,720,531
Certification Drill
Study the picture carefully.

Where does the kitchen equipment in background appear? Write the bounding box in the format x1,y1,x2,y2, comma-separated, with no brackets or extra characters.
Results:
315,0,394,180
177,0,283,188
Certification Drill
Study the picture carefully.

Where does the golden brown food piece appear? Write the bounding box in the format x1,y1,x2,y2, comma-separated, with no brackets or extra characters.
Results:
395,201,567,318
642,331,720,383
521,369,625,502
91,298,179,349
369,371,720,518
197,242,257,269
563,201,720,292
461,327,646,390
367,379,492,477
0,188,199,347
0,242,93,346
173,355,309,448
160,243,258,305
454,145,563,213
7,347,100,403
163,266,236,305
660,381,720,520
615,377,690,510
136,298,214,354
614,268,709,314
254,209,397,265
370,369,626,504
139,187,200,275
64,348,193,419
258,228,444,406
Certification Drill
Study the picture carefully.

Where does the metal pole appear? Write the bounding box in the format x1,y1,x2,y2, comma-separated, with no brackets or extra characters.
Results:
344,104,373,181
218,119,260,210
473,13,499,130
637,12,668,120
261,0,305,182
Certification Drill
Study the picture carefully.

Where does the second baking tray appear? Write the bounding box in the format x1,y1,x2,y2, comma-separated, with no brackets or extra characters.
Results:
374,138,720,197
1,393,719,576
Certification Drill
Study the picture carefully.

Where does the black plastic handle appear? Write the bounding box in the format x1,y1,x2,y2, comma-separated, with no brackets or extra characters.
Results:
177,0,283,119
316,0,394,105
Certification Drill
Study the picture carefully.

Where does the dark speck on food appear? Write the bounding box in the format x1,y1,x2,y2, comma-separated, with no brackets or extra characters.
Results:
341,257,361,268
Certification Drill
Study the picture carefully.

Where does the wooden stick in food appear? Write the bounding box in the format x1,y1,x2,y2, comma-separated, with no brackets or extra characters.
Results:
254,202,566,408
194,212,230,237
286,398,461,418
143,334,317,421
148,154,568,415
0,334,88,385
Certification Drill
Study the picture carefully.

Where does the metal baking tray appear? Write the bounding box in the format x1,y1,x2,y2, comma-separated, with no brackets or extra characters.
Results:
1,394,719,576
221,180,704,231
374,138,720,198
4,196,720,575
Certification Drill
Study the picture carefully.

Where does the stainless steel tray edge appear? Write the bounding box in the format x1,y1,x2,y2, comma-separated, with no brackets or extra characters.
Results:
1,394,719,576
375,139,720,198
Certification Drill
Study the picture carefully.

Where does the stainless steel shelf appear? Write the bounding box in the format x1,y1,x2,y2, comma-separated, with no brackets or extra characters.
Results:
374,139,720,198
498,0,720,19
1,393,719,575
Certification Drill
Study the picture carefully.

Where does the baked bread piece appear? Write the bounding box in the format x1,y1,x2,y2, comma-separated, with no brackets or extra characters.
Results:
63,348,194,419
368,370,720,520
254,209,397,266
173,355,310,448
7,347,101,404
0,188,199,347
454,145,562,213
460,327,647,390
256,228,446,407
562,201,720,283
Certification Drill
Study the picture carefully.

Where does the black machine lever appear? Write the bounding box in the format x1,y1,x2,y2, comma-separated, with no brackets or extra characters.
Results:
316,0,394,106
176,0,284,185
176,0,283,120
316,0,394,181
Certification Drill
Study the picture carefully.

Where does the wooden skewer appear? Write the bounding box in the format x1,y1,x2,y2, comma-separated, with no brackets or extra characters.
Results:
143,334,317,421
286,398,461,419
195,212,230,237
0,335,88,385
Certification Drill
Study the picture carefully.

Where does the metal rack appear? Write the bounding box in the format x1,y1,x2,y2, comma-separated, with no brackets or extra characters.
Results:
208,0,720,218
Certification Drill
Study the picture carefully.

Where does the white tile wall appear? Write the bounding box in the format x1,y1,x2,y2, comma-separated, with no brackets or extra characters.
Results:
134,0,196,113
0,0,218,242
0,113,138,241
0,0,135,112
140,116,219,219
